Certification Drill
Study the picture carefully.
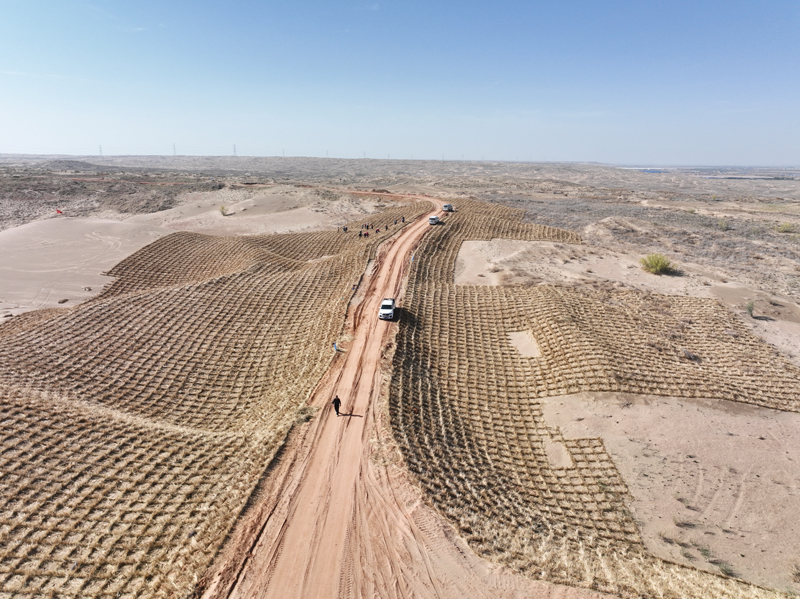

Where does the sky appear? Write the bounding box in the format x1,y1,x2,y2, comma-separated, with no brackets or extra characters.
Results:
1,0,798,165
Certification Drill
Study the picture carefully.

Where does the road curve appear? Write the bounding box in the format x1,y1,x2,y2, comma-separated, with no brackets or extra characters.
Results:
200,200,613,599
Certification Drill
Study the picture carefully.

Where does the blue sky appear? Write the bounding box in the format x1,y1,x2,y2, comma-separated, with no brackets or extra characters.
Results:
1,0,798,164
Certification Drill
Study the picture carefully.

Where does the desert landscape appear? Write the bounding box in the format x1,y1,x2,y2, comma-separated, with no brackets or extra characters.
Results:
1,155,799,598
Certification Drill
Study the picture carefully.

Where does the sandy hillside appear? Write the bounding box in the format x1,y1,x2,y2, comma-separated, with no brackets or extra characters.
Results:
454,231,800,590
0,183,391,316
455,238,800,367
1,157,799,598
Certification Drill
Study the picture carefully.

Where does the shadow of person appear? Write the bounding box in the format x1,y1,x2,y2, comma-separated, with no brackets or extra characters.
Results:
339,413,363,418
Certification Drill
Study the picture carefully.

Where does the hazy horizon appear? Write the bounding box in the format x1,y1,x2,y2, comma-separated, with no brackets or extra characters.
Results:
3,153,799,171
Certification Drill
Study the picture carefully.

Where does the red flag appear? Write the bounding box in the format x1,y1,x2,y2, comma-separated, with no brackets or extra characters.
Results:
56,209,63,214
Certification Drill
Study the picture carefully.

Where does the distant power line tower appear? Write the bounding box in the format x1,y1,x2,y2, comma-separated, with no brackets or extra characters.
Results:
173,143,176,156
233,145,237,157
99,145,103,157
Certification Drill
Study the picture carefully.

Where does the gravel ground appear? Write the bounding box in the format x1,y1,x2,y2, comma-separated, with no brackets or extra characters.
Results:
0,164,224,231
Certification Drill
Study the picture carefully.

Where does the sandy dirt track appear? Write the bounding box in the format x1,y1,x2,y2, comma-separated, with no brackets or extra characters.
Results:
199,204,612,599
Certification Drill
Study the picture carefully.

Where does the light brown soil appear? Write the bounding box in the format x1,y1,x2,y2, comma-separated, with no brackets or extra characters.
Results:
508,330,542,357
448,219,800,593
0,218,170,315
390,197,796,598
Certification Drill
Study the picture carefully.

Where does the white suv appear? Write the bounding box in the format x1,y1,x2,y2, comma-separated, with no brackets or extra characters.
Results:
379,298,396,320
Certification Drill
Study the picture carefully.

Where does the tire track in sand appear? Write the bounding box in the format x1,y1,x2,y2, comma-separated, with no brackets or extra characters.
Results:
200,202,614,599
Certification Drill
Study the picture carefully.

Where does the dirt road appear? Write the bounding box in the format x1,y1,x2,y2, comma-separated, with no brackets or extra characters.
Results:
199,204,612,599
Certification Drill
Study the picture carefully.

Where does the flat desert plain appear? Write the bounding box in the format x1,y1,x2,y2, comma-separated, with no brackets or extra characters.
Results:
0,155,798,599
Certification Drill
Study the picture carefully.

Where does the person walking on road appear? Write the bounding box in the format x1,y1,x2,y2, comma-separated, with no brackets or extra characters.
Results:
332,395,341,416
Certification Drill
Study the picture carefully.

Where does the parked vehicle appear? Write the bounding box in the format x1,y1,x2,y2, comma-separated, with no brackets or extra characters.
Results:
379,298,396,320
442,204,454,212
428,215,440,225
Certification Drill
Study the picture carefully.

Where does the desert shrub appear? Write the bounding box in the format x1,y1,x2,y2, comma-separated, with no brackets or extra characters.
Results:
640,253,674,275
220,205,228,216
777,222,796,233
718,219,731,231
715,560,739,578
745,301,755,317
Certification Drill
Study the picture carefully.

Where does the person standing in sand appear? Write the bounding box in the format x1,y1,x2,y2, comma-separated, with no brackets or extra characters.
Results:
332,395,341,416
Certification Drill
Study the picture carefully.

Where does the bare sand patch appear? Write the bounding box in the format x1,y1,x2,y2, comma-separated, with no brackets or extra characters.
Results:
709,284,800,366
0,218,168,315
542,392,800,592
455,238,715,293
543,438,574,469
508,330,541,357
126,185,386,236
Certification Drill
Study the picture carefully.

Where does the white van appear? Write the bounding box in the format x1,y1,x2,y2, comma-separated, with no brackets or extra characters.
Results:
442,204,454,212
379,298,395,320
428,215,439,225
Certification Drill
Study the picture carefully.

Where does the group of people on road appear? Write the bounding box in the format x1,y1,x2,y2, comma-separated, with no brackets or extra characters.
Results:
348,216,410,238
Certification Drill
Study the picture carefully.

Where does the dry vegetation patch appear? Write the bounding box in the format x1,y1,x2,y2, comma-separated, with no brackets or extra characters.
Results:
0,200,431,597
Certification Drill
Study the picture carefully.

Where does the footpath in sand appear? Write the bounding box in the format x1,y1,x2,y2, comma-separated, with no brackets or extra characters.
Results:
199,204,611,599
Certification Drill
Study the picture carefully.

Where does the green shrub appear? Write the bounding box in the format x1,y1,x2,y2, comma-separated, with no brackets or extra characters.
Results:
745,301,754,317
640,253,674,275
777,222,796,233
718,219,731,231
